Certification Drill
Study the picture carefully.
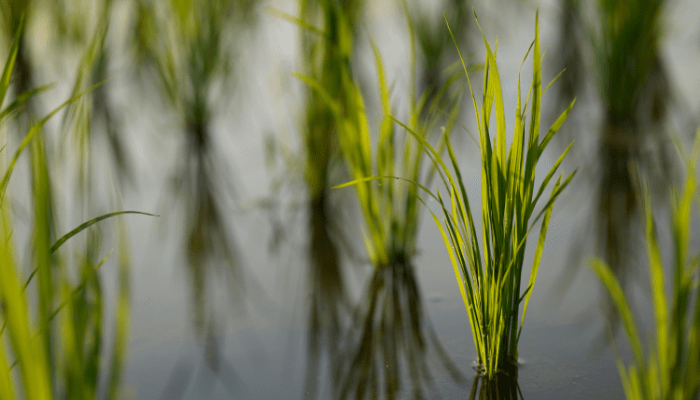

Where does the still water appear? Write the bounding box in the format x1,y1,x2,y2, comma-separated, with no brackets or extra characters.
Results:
76,0,700,398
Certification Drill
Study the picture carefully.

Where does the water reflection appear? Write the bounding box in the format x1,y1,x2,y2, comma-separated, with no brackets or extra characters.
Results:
412,0,470,114
552,0,676,341
304,195,349,399
337,258,463,400
295,0,362,395
130,1,259,395
468,367,522,400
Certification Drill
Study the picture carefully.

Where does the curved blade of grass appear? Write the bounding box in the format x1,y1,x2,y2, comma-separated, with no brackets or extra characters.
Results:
51,211,157,253
0,84,56,123
474,10,506,168
333,175,440,203
293,73,341,118
389,116,453,192
542,68,566,96
445,14,483,140
590,258,644,367
266,7,326,38
529,140,574,218
538,98,576,158
23,211,157,289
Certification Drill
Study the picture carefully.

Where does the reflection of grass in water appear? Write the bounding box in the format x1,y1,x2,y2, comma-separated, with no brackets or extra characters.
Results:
468,365,522,400
132,0,257,352
413,0,470,115
591,129,700,400
1,0,130,181
338,259,464,399
0,24,153,399
552,0,676,349
304,195,348,399
292,0,464,396
274,0,364,397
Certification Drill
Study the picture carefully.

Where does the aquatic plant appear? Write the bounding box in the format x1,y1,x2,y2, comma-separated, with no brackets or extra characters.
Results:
0,23,153,399
591,129,700,400
271,0,366,397
291,0,465,395
550,0,675,336
385,11,576,378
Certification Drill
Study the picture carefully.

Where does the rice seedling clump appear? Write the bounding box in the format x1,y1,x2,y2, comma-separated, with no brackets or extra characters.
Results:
401,11,576,379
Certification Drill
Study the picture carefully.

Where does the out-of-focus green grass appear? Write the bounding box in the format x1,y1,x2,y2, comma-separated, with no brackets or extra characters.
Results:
0,22,153,400
592,129,700,400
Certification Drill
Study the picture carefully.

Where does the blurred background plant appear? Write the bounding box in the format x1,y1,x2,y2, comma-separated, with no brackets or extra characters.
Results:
1,0,699,398
410,0,470,120
131,0,258,373
281,0,469,395
0,23,152,399
551,0,684,346
319,6,467,398
591,128,700,400
268,0,367,396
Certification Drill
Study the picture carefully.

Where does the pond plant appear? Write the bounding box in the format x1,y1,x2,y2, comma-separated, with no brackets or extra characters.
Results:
296,1,465,396
271,0,365,397
591,130,700,400
592,0,671,293
551,0,675,341
389,11,576,379
0,24,153,399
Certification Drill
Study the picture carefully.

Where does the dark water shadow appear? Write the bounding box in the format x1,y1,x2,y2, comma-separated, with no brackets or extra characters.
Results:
333,258,464,400
303,190,352,399
468,364,522,400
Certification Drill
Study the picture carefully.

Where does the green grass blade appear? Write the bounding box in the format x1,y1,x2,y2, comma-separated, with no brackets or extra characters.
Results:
0,84,56,123
0,202,53,400
23,211,157,289
266,7,326,38
518,175,560,337
542,68,566,96
591,258,645,367
445,14,483,141
529,141,574,217
50,211,158,253
0,18,23,109
1,80,107,196
642,181,669,394
333,175,440,203
538,98,576,158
